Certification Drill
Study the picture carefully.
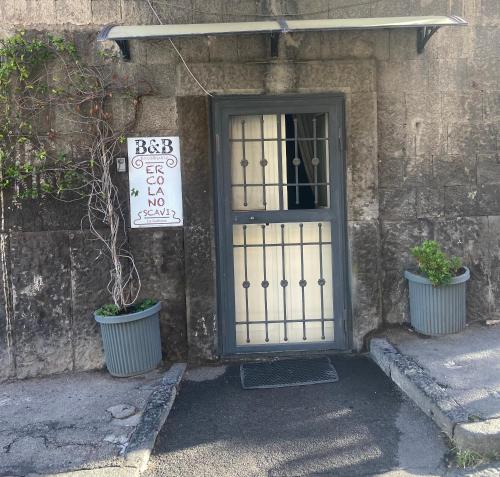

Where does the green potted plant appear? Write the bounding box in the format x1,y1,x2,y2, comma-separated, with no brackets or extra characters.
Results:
94,300,162,377
0,32,161,377
405,240,470,336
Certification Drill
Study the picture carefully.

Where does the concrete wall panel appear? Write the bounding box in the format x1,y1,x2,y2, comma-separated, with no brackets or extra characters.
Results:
10,231,73,379
129,229,188,361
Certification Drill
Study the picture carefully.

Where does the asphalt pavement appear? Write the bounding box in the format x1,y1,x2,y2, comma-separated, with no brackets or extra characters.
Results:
146,355,451,477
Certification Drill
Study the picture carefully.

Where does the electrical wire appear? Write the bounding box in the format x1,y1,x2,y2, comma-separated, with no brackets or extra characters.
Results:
144,0,383,96
145,0,213,96
149,0,384,18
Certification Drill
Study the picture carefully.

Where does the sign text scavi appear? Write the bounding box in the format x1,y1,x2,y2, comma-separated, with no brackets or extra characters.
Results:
127,137,183,228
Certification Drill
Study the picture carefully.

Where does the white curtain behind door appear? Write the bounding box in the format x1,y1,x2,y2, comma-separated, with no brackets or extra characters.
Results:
230,115,334,346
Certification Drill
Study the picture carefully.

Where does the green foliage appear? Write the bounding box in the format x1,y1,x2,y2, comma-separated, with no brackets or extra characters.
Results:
134,298,157,312
47,34,77,56
1,31,149,312
0,32,84,200
0,31,76,94
96,299,157,317
95,303,121,317
453,447,490,469
410,240,462,286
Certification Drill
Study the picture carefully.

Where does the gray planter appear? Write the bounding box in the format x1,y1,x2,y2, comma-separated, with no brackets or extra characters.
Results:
404,267,470,336
94,302,162,377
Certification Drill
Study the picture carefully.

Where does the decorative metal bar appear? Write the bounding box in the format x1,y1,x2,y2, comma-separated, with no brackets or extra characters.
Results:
242,225,250,343
260,116,267,208
277,115,284,210
229,137,329,143
312,117,319,205
231,181,330,187
299,223,307,340
261,225,269,342
318,223,326,339
241,120,248,207
280,224,288,342
236,318,334,325
234,240,332,249
293,117,300,205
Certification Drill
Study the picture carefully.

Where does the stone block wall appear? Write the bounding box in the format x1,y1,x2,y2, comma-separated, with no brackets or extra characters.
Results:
0,0,498,380
376,1,500,324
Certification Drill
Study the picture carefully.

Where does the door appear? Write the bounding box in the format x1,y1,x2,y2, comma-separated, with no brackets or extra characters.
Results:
213,95,348,354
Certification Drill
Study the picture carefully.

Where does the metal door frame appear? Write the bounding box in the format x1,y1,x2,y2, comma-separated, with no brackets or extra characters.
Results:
211,94,350,355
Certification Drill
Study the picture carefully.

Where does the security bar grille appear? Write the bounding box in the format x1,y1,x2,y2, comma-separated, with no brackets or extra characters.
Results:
230,113,329,211
233,222,334,345
230,111,335,347
213,94,348,354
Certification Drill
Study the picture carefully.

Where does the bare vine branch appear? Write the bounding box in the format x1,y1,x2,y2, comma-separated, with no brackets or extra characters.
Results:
0,32,151,311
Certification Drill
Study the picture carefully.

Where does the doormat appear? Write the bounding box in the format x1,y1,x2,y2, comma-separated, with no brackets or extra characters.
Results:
240,357,338,390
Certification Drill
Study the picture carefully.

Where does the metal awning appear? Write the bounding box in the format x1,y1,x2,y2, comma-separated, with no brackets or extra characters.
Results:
97,16,468,60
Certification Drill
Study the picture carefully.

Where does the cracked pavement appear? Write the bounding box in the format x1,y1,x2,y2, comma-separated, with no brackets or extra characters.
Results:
0,369,164,476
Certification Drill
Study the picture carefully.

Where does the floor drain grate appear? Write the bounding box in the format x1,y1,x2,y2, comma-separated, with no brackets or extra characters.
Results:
240,357,339,389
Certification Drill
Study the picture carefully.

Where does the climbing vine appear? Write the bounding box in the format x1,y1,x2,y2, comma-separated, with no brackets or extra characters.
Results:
0,31,148,312
0,32,83,199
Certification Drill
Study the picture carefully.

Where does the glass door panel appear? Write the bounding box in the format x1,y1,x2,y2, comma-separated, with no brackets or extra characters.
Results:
230,112,335,347
233,222,334,346
229,114,329,212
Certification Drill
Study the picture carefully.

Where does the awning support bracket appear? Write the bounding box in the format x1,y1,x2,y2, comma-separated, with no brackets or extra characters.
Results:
97,25,131,61
270,18,289,58
116,39,131,61
417,26,439,53
270,32,280,58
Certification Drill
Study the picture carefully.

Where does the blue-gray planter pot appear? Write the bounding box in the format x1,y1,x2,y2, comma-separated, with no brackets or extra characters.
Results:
404,268,470,336
94,302,162,377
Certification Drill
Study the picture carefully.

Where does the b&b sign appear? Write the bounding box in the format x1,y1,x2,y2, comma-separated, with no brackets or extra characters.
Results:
127,137,183,228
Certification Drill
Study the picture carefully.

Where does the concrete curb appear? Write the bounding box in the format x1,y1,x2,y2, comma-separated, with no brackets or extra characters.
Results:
370,338,500,455
32,468,140,477
372,460,500,477
444,460,500,476
455,420,500,456
35,363,187,477
124,363,187,473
